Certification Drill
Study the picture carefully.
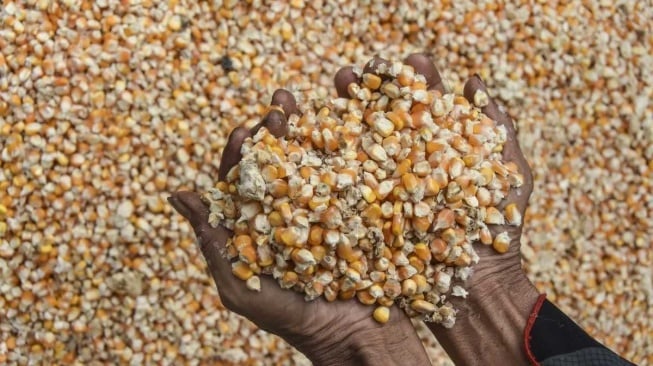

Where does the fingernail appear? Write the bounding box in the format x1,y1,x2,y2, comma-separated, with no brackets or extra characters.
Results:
473,74,486,87
167,194,191,220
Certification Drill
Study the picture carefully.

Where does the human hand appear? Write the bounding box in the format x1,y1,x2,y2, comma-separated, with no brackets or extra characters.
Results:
335,54,539,364
168,90,430,366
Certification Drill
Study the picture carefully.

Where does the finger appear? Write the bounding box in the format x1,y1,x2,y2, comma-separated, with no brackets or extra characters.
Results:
270,88,300,117
167,194,193,221
218,126,251,181
463,76,533,211
463,75,522,162
404,53,446,93
170,191,233,275
251,108,287,138
169,191,299,320
334,66,358,98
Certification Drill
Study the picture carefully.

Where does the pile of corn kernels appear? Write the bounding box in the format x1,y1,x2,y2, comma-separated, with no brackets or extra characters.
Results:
206,62,523,327
0,0,650,365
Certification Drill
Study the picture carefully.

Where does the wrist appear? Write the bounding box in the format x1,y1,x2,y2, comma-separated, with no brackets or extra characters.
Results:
429,265,540,365
289,312,431,366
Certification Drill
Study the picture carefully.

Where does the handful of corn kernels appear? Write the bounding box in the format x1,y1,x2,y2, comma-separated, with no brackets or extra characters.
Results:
203,61,523,327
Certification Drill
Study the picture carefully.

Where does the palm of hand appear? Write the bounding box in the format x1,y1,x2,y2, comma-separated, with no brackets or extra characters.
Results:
169,190,416,364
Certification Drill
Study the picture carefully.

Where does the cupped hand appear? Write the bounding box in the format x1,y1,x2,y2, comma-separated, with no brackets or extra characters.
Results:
335,53,534,289
169,89,430,366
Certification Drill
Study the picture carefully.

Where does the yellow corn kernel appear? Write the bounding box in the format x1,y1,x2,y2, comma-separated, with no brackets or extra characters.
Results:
279,202,292,223
463,154,482,167
409,256,425,273
231,262,253,281
479,166,495,186
350,260,366,275
238,244,257,264
291,248,316,265
430,238,447,256
411,299,436,314
233,235,253,249
373,306,390,324
277,228,298,247
226,244,238,260
491,160,509,177
424,177,440,197
413,274,429,293
310,245,326,262
401,173,419,193
493,231,510,253
323,129,339,152
269,179,289,198
308,196,330,211
393,159,412,177
260,165,278,182
485,206,505,225
339,288,356,300
451,136,471,154
257,249,274,267
363,203,382,222
361,72,382,89
401,278,417,297
411,216,431,233
377,296,394,307
308,225,324,246
441,228,457,245
324,285,337,302
479,226,493,245
321,171,337,189
504,203,522,226
337,242,359,263
299,166,315,179
426,140,445,154
357,290,377,305
359,185,377,203
453,252,471,267
268,211,284,227
445,182,464,203
215,181,229,192
476,187,492,206
281,271,299,288
413,243,432,262
391,213,404,236
386,110,403,131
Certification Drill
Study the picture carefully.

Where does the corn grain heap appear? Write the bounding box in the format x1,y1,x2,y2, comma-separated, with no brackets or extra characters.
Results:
204,62,523,326
1,0,651,364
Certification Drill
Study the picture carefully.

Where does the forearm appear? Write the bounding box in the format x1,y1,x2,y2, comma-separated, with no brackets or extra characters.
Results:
427,268,539,365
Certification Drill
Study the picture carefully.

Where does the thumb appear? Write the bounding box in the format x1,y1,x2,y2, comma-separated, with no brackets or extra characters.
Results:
167,191,233,280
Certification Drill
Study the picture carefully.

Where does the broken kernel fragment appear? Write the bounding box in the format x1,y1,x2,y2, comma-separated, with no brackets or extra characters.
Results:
205,61,522,327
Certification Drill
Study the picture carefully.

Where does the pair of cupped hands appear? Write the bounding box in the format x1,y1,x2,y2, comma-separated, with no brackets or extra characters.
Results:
168,54,535,365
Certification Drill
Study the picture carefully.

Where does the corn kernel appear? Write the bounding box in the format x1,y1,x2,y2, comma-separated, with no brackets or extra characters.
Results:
373,306,390,324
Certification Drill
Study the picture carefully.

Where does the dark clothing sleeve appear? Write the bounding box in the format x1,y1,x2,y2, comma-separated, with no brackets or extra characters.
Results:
524,295,636,366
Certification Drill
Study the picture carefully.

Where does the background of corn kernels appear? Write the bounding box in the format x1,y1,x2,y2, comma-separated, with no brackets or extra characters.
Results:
0,0,651,365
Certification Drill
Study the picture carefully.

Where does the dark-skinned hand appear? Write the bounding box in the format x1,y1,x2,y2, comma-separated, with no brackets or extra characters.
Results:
334,54,538,365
